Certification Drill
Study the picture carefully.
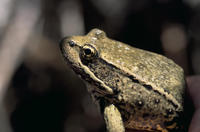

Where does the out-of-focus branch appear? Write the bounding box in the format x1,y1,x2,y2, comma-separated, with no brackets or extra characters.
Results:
0,0,40,102
0,0,41,131
59,0,85,36
0,0,13,35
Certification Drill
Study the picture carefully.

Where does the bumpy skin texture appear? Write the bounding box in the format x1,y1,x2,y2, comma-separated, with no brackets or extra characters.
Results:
60,29,185,132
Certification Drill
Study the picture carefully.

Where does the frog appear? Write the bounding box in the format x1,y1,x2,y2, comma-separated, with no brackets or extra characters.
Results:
60,29,185,132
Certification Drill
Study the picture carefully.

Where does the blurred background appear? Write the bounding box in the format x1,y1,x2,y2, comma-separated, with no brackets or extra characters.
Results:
0,0,199,132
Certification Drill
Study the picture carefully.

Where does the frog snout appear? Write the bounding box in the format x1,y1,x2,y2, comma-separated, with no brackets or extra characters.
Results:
59,37,82,70
59,37,69,52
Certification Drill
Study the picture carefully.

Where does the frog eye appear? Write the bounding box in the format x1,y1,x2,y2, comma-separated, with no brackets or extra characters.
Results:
81,44,97,60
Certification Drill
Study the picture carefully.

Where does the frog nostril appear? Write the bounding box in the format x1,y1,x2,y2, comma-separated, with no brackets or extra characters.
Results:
69,41,75,47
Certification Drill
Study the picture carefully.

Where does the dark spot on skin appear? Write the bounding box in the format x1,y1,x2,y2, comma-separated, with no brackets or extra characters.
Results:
164,89,170,94
136,100,144,107
166,108,174,115
154,90,162,95
154,99,160,104
153,90,178,109
143,113,150,118
164,109,174,118
143,84,152,90
128,76,140,83
68,40,75,47
102,67,106,70
167,100,178,109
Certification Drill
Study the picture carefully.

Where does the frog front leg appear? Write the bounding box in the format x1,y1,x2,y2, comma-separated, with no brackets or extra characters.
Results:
104,104,125,132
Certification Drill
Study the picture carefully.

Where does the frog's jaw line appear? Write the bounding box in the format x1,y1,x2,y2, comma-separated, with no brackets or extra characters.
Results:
79,62,114,94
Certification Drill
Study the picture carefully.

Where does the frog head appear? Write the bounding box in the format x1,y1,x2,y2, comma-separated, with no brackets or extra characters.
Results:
60,29,114,95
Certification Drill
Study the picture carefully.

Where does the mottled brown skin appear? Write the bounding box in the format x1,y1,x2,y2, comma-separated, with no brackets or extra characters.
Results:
60,29,185,132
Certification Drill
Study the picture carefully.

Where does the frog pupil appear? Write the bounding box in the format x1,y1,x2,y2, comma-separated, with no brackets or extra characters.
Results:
84,48,92,55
